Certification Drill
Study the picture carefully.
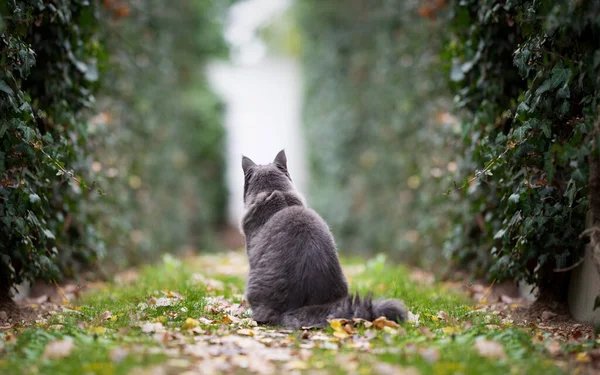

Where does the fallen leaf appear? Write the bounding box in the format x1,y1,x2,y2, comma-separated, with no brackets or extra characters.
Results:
418,327,434,338
374,363,420,375
371,316,400,330
437,311,449,320
419,347,440,363
474,338,506,359
283,360,308,371
333,330,349,339
100,311,112,320
443,326,458,335
43,339,75,359
141,322,165,333
575,352,590,363
154,297,173,307
237,329,255,336
184,318,199,329
109,347,129,362
90,326,107,335
221,315,233,325
541,311,557,321
407,311,420,325
500,295,513,304
546,340,562,356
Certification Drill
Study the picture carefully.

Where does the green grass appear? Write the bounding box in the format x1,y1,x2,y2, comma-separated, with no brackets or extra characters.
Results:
0,251,587,374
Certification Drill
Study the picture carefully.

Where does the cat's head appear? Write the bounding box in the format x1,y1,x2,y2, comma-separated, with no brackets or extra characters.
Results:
241,150,293,205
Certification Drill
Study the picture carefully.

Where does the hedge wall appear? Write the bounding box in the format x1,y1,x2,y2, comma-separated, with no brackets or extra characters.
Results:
0,0,230,297
444,0,600,292
299,0,600,294
89,0,230,267
0,0,103,300
297,0,454,266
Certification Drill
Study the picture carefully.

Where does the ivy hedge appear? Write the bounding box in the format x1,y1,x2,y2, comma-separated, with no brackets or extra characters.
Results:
297,0,454,266
0,0,103,301
0,0,229,298
299,0,600,293
89,0,230,267
444,0,600,292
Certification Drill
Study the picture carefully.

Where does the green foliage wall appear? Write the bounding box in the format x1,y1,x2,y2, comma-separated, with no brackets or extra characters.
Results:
444,0,600,290
0,0,230,294
299,0,599,293
297,1,454,265
89,0,230,267
0,0,104,294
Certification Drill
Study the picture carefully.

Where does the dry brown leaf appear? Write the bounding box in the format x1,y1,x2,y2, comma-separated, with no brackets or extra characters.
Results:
100,310,112,320
371,316,400,330
43,339,75,360
437,311,449,321
418,327,434,338
109,347,130,362
237,329,255,336
474,338,506,359
546,340,562,356
541,311,557,321
374,362,421,375
419,347,440,363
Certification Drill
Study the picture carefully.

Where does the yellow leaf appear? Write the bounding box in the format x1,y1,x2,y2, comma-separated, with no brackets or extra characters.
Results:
90,327,106,335
333,330,349,339
443,326,458,334
479,298,488,306
184,318,199,329
330,320,343,330
155,316,167,324
576,352,590,363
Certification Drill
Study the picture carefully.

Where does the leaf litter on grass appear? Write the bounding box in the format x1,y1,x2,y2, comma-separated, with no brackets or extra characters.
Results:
2,250,599,374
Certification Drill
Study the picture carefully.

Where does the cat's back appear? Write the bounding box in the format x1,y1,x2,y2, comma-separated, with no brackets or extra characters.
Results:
255,204,335,251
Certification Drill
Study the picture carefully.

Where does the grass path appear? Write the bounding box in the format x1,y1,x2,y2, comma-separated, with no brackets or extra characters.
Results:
0,251,595,374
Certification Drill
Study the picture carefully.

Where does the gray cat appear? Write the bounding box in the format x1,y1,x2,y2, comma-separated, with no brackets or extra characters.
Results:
240,150,407,328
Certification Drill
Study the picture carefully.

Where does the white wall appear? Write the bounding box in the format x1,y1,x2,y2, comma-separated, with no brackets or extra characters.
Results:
207,57,306,227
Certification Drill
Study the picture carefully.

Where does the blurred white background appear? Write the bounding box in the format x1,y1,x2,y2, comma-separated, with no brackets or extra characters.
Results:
208,0,306,226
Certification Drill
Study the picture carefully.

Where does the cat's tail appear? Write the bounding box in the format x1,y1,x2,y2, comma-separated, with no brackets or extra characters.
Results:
279,294,407,329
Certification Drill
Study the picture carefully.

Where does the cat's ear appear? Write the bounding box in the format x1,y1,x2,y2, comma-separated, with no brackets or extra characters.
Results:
242,156,256,174
273,149,287,170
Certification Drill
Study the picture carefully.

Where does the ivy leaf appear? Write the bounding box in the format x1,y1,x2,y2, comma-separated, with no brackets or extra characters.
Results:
450,62,465,82
493,229,506,240
563,179,577,207
513,123,532,141
540,121,551,138
43,229,56,240
0,80,14,95
535,65,571,96
17,122,36,142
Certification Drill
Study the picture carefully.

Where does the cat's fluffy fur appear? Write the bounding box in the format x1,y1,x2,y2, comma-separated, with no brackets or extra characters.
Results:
240,150,407,328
